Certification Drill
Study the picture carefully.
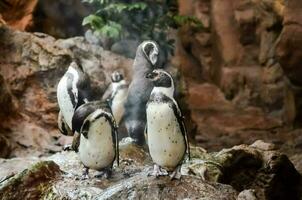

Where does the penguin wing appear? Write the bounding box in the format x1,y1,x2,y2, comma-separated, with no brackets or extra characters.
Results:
71,132,81,152
76,72,92,108
80,118,90,139
169,98,190,160
58,110,73,136
104,113,119,166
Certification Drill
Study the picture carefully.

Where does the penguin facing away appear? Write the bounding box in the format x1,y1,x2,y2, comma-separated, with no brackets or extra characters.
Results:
57,61,92,132
72,101,119,179
102,71,128,125
145,69,190,179
124,40,160,145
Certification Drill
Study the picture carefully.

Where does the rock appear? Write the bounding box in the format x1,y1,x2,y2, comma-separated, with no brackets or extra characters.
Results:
0,161,61,200
0,74,15,118
111,39,140,58
237,189,258,200
176,0,301,148
183,141,301,199
276,24,302,86
0,141,300,199
0,135,11,158
0,0,38,31
32,0,90,38
212,0,244,65
84,29,102,45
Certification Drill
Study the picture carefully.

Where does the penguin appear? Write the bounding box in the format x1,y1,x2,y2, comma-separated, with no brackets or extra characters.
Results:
72,101,119,179
57,61,92,132
57,110,73,136
124,40,160,145
102,71,128,125
145,69,190,179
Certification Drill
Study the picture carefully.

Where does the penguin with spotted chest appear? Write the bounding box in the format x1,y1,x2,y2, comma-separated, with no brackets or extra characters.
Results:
72,101,119,179
146,69,190,179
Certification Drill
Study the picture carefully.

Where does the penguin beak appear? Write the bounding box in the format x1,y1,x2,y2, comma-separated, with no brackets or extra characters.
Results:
146,71,157,79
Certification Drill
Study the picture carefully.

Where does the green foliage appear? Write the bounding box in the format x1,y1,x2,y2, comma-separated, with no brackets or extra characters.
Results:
82,0,202,57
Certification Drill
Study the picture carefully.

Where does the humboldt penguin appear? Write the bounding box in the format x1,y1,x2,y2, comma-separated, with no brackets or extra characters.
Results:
124,40,160,145
57,61,92,131
72,101,119,179
145,69,190,179
102,71,128,125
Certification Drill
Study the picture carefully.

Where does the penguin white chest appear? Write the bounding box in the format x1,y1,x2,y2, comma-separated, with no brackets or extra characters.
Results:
57,76,74,128
147,102,186,170
111,88,127,124
79,118,115,170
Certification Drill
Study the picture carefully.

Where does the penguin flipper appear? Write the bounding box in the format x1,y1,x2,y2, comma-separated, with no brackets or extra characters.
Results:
170,99,190,161
108,114,119,167
80,119,90,139
71,132,81,152
58,110,73,136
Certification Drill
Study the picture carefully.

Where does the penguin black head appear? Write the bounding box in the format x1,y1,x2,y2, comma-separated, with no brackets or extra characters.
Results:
146,69,173,88
111,71,124,83
69,61,84,72
140,40,159,66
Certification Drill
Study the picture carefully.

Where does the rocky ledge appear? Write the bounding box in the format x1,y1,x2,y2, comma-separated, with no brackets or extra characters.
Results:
0,140,300,200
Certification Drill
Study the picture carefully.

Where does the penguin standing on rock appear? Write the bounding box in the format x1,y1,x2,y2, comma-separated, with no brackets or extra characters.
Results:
146,69,190,179
124,40,160,145
72,101,119,179
102,71,128,125
57,61,92,132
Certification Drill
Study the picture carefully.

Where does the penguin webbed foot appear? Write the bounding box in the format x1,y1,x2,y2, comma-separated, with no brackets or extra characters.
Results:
170,165,182,180
94,168,112,179
149,164,168,178
80,167,90,180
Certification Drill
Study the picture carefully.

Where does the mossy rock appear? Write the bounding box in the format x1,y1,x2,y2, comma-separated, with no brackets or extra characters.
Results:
0,161,61,200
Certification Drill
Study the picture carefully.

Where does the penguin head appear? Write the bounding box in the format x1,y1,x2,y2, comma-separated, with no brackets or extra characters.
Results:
146,69,173,88
139,40,159,66
69,61,84,72
111,71,124,83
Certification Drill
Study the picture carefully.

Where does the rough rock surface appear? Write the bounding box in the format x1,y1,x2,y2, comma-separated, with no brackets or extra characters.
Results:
176,0,302,149
0,26,132,157
0,140,300,199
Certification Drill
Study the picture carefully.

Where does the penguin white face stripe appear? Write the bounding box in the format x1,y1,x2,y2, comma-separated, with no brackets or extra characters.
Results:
142,41,159,65
150,69,175,98
68,66,79,105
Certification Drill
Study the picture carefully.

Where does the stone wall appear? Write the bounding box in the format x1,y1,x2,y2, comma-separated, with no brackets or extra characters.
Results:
176,0,302,149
